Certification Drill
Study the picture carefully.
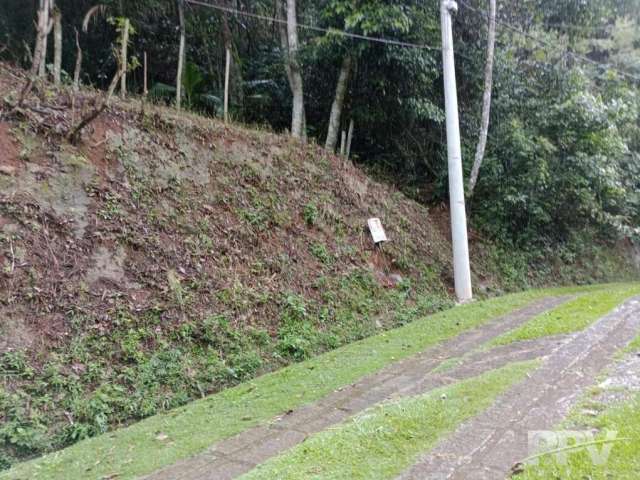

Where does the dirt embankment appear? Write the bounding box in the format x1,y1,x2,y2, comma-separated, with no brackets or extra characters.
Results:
0,63,488,359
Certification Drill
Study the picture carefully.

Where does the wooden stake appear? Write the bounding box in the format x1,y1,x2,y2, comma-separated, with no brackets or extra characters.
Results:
143,51,148,96
224,47,231,123
176,0,185,110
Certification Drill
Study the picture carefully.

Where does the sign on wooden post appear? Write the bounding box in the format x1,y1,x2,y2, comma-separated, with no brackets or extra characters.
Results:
367,218,388,244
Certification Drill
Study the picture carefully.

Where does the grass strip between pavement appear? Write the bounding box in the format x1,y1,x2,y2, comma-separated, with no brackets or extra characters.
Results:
239,361,539,480
489,284,640,347
2,284,632,480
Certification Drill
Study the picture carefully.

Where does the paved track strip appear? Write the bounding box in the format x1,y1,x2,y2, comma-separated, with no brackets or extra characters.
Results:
396,296,640,480
145,296,571,480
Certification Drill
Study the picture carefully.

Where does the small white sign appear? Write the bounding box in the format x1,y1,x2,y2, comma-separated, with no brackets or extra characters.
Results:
368,218,388,244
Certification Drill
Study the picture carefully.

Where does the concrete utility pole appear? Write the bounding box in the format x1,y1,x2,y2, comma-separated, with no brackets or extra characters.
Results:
440,0,473,302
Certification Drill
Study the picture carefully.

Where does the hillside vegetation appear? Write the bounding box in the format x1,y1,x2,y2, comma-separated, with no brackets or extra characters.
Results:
0,63,637,468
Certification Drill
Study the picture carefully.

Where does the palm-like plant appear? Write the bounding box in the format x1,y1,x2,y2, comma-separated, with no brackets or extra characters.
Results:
150,62,222,114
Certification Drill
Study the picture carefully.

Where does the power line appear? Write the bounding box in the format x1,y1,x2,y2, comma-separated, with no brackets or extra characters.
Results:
185,0,441,51
459,0,640,82
536,22,620,32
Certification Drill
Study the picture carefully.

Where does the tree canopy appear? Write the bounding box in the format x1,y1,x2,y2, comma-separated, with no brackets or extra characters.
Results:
1,0,639,247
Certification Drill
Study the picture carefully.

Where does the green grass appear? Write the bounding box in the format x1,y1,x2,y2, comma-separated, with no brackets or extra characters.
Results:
622,334,640,354
0,284,627,480
490,284,640,346
240,361,539,480
431,355,464,373
516,394,640,479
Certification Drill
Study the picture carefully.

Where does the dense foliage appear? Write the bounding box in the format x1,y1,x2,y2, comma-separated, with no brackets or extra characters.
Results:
1,0,639,247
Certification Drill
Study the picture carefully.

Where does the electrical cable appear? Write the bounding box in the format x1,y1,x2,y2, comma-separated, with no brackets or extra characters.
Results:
185,0,442,51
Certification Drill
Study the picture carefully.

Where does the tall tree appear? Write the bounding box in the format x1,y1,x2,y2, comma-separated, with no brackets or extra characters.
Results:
119,17,130,97
285,0,305,138
52,1,62,85
176,0,186,110
325,54,352,151
468,0,497,196
32,0,53,78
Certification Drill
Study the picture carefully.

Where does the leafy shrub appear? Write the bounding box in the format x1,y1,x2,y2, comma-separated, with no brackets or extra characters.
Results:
303,202,319,227
0,452,12,471
310,242,332,264
277,322,321,362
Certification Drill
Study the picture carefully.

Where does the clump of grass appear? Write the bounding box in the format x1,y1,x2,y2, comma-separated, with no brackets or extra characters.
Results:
310,242,332,265
303,202,319,227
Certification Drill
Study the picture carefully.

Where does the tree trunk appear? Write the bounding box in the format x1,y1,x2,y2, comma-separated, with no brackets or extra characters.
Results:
276,0,293,86
221,1,245,116
38,0,51,77
143,51,148,96
73,28,82,90
325,55,352,151
285,0,304,139
224,47,231,122
119,18,130,98
53,5,62,85
32,0,53,78
468,0,497,196
346,119,354,160
176,0,185,110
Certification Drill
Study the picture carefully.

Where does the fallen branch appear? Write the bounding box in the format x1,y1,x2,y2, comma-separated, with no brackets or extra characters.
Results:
67,63,124,144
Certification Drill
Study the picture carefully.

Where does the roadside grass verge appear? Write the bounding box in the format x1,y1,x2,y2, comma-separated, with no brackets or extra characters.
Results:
240,361,539,480
0,284,624,480
515,393,640,479
489,284,640,347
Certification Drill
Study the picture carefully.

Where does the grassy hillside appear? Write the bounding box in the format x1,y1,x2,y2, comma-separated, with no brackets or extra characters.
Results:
0,63,636,468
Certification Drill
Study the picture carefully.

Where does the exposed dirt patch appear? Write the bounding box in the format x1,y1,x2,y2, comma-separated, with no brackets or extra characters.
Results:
0,308,37,353
0,122,20,173
84,245,129,287
81,114,123,177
